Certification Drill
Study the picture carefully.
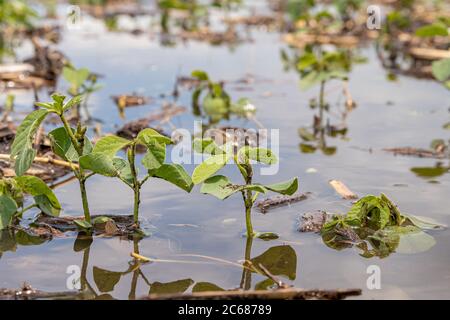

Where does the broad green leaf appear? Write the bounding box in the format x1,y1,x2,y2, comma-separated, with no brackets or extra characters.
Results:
79,153,118,177
192,153,231,185
0,178,24,207
395,228,436,254
150,279,194,295
14,176,61,216
346,195,391,230
93,135,131,157
112,158,134,185
300,70,321,90
297,52,317,70
193,138,225,155
137,128,172,145
203,94,228,117
11,109,49,176
63,67,90,91
93,266,122,293
0,195,18,230
141,139,166,171
201,176,266,200
431,58,450,82
48,127,93,162
191,70,209,81
149,164,193,192
265,177,298,196
239,147,278,165
92,216,113,225
15,229,46,246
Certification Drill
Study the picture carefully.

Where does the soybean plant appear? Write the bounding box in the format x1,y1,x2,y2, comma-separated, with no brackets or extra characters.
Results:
192,138,298,238
11,94,94,223
78,129,193,225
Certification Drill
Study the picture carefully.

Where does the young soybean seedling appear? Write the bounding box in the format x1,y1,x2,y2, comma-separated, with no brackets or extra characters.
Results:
0,176,61,230
10,94,94,224
192,138,298,238
78,128,194,225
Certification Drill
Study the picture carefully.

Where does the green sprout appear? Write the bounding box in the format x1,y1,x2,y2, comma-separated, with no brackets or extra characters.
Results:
192,138,298,238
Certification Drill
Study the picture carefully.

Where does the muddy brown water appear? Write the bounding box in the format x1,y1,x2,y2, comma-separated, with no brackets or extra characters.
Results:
0,2,449,299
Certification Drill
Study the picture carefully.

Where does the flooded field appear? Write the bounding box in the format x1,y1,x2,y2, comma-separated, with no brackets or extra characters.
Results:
0,0,449,300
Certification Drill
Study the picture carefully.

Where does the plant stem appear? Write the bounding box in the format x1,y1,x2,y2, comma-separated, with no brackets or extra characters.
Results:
128,143,140,225
59,113,91,221
319,80,325,122
244,193,254,238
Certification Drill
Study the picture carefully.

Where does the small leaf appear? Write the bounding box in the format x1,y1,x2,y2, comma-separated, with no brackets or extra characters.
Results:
48,127,93,162
193,138,225,155
141,139,166,171
149,164,193,192
92,216,113,225
201,176,266,200
93,266,122,293
192,282,224,292
0,195,18,230
239,147,278,165
265,178,298,196
93,135,131,157
150,279,194,295
63,95,84,111
74,219,93,231
431,58,450,82
112,158,134,185
11,109,49,176
79,153,118,177
191,70,209,81
192,153,231,185
137,128,172,145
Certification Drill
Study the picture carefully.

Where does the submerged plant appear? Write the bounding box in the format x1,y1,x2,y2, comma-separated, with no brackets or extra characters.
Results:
192,138,298,238
11,94,94,223
0,176,61,230
321,194,444,258
78,129,193,226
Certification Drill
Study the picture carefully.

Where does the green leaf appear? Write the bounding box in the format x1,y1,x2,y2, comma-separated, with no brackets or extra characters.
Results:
141,139,166,171
200,176,266,200
79,153,118,177
14,176,61,216
92,216,113,225
11,109,49,176
415,23,448,37
112,158,133,185
48,127,93,162
431,58,450,82
192,153,231,185
63,95,83,111
149,164,193,192
193,138,225,155
74,219,93,231
137,128,172,145
297,52,317,70
93,266,122,293
403,214,446,230
191,70,209,81
92,135,131,157
264,177,298,196
50,93,66,113
63,67,90,91
0,195,18,230
203,94,228,117
239,147,278,165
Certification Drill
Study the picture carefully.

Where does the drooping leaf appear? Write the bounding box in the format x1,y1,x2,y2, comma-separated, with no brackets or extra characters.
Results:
79,153,118,177
74,219,93,231
149,164,193,192
264,178,298,196
0,195,18,230
239,147,278,165
193,138,225,155
14,176,61,216
92,135,131,157
10,109,49,176
192,153,231,185
200,175,267,200
48,127,93,162
141,139,166,171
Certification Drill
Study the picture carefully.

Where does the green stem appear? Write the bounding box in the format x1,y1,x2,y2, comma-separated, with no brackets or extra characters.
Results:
245,195,254,238
319,80,325,122
128,143,140,225
60,113,91,221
